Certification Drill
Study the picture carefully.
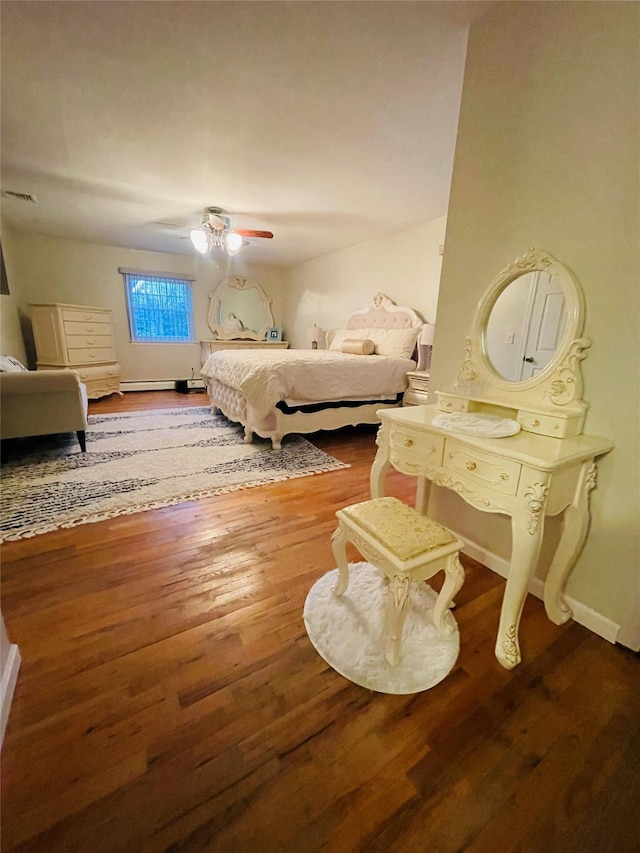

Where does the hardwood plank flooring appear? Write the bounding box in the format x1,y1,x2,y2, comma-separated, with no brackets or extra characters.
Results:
1,392,638,852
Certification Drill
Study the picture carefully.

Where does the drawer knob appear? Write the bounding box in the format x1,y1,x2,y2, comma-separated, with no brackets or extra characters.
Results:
466,461,477,471
531,419,540,428
500,473,509,481
404,438,413,448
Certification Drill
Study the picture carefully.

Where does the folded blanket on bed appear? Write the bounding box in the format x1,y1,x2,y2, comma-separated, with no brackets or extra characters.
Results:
201,349,415,420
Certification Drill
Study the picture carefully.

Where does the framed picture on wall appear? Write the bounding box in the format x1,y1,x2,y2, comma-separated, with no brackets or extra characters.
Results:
266,326,282,342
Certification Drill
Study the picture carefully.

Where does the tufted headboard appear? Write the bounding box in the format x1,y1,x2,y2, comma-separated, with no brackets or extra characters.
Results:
343,292,423,331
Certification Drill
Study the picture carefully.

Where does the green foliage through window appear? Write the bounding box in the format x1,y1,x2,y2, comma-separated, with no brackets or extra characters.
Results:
123,273,194,343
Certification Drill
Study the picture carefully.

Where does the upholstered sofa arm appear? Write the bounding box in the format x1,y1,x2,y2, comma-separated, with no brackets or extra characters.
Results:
0,369,83,396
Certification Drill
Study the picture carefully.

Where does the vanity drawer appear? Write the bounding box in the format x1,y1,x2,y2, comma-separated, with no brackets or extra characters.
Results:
437,395,470,414
517,410,582,439
443,438,522,495
389,426,444,473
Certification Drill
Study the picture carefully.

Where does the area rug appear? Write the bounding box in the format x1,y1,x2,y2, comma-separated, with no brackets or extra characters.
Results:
0,407,348,542
303,562,459,694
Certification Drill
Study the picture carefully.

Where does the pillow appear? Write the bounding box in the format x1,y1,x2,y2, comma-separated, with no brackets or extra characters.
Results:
341,338,375,355
0,355,28,373
329,326,420,358
369,327,420,358
328,329,360,351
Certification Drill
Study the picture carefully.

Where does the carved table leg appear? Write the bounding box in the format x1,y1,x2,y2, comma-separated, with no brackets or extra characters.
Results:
271,434,282,451
384,574,411,667
495,514,545,670
544,460,597,625
331,523,350,596
243,426,253,444
370,434,390,498
415,476,431,515
433,554,464,634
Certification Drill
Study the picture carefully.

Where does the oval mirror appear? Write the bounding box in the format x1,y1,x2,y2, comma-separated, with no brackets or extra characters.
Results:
207,277,275,341
448,249,591,421
484,270,567,382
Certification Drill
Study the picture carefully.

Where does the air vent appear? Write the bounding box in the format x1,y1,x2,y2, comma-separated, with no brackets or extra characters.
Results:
1,190,38,203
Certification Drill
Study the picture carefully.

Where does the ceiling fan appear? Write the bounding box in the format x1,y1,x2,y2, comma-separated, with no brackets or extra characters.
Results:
189,206,274,256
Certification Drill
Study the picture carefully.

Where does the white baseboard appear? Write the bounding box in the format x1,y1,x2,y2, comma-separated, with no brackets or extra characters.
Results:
1,643,21,748
455,533,620,646
121,381,177,392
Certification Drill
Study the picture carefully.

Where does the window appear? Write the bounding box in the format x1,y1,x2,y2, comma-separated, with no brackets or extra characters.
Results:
121,269,195,343
122,271,194,343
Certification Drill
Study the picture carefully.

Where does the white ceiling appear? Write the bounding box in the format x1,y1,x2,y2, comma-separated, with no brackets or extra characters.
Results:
0,1,490,266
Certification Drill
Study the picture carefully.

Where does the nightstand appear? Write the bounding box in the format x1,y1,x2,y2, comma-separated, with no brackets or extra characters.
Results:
403,371,430,406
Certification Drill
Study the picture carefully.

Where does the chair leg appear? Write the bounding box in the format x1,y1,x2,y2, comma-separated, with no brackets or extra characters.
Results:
330,523,350,596
432,554,464,634
384,574,411,667
76,430,86,452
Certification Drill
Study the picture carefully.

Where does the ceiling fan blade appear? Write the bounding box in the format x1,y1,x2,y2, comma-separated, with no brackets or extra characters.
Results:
233,229,274,239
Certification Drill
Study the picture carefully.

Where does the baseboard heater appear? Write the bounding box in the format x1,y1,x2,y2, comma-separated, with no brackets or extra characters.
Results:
120,379,205,392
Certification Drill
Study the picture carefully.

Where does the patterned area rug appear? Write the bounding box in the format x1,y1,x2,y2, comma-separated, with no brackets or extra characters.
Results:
0,407,348,542
304,562,459,694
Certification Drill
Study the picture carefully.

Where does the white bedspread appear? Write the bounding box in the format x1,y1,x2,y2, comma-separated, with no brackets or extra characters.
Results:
201,349,415,419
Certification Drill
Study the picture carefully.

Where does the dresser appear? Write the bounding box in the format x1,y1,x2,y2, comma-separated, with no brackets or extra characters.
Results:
30,303,122,399
200,339,289,366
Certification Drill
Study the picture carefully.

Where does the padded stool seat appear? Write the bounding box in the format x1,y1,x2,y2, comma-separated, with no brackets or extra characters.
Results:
331,497,464,667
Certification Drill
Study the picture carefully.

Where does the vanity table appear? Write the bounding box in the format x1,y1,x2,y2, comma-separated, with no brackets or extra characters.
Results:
370,249,614,669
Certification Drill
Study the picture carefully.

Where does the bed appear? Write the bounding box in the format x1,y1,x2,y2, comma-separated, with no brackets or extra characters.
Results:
200,293,424,449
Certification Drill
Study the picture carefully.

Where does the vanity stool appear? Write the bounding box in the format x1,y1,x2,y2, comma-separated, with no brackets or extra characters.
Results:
330,497,465,667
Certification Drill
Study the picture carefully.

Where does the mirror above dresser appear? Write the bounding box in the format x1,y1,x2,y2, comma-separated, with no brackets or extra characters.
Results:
436,248,591,438
207,277,275,341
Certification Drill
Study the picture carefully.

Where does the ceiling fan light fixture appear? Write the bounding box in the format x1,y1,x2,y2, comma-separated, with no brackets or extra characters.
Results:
190,228,210,254
225,231,243,254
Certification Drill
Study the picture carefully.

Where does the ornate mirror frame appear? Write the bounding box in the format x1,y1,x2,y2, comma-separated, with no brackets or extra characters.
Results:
207,277,275,341
437,248,591,437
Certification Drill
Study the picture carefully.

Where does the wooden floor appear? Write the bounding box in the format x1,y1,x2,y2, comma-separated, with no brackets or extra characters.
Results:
1,392,639,852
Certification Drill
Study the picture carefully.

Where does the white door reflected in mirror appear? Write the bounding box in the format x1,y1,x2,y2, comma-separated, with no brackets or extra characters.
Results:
485,271,566,381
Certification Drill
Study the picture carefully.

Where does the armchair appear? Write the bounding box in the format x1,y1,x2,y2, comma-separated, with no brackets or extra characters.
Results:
0,369,89,452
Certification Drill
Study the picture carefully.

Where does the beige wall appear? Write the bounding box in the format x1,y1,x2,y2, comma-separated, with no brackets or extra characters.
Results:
283,217,446,347
2,226,287,381
429,1,639,646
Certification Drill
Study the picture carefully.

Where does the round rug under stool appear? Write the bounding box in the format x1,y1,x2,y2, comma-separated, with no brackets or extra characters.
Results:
303,562,460,694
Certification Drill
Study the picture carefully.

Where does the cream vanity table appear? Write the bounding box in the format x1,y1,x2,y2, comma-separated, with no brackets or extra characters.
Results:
370,249,614,670
199,277,288,365
30,302,122,399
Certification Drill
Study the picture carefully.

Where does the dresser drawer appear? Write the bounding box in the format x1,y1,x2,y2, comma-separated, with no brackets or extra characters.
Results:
66,334,113,351
64,320,112,337
443,438,522,495
62,308,110,325
66,347,115,364
389,426,444,474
